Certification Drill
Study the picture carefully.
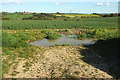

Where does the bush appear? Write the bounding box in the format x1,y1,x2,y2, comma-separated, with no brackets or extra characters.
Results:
78,33,87,38
46,33,61,40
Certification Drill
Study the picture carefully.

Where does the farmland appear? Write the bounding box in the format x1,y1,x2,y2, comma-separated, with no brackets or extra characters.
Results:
2,17,118,29
1,13,120,78
2,13,33,20
54,14,101,18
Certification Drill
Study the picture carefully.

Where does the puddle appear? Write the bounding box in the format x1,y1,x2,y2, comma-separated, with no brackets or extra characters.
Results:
29,34,95,47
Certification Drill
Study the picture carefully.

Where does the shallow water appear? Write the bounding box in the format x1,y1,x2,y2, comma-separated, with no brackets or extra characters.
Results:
29,34,95,47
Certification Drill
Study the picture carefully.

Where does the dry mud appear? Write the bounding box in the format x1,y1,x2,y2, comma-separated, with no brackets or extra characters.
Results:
4,46,113,78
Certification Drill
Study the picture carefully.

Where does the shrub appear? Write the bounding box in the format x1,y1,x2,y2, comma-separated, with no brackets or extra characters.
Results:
46,33,61,40
78,33,87,38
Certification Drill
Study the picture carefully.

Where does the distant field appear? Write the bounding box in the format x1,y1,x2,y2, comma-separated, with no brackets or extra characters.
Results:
3,13,101,20
3,13,33,20
54,14,101,18
2,17,118,30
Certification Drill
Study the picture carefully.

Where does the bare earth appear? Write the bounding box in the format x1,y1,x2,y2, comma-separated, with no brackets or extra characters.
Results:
4,46,113,78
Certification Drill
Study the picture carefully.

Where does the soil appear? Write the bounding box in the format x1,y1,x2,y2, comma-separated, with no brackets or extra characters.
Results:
4,46,113,78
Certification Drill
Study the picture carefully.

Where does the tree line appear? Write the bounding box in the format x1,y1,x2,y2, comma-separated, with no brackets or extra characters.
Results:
92,13,119,17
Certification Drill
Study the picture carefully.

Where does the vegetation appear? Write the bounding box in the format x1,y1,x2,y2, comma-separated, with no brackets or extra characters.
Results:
2,12,33,20
1,12,120,78
2,17,118,30
2,30,59,76
77,29,119,40
54,13,101,18
46,33,61,40
2,31,29,49
92,13,118,17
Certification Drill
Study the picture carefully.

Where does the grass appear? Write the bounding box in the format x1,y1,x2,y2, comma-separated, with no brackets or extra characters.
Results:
2,13,120,78
3,13,33,20
2,30,48,77
2,29,119,77
77,29,120,40
46,33,61,40
2,17,118,30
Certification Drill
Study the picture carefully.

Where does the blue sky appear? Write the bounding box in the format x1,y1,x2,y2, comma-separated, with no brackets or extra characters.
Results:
0,0,119,13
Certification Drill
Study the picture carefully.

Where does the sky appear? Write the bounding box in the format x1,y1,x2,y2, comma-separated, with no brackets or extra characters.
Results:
0,0,119,13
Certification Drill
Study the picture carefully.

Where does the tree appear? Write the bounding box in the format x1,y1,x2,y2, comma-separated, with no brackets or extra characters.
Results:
56,12,60,14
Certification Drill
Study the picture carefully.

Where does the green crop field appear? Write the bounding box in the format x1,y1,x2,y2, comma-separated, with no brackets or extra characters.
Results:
2,17,118,30
3,13,33,20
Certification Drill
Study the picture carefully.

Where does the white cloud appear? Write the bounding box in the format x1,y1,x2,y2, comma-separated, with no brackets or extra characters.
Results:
8,0,21,4
0,2,18,5
55,2,59,5
96,2,110,6
0,0,21,5
106,2,110,6
96,3,103,6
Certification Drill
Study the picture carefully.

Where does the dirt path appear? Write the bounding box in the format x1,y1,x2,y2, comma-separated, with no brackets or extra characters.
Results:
4,46,113,78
